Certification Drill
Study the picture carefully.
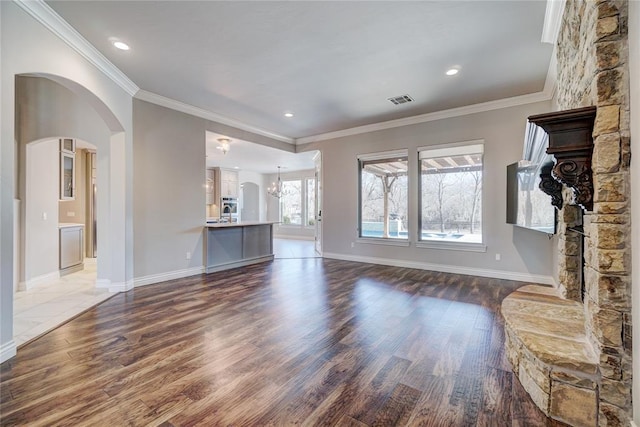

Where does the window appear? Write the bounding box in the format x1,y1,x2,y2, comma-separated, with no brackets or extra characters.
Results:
279,177,315,228
358,150,408,241
306,178,316,226
419,143,483,246
280,180,302,225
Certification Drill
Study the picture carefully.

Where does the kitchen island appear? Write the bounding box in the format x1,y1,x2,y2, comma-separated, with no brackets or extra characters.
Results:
204,221,276,273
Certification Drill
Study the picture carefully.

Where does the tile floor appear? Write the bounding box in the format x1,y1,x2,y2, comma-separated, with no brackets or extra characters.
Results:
12,259,113,347
12,239,318,347
273,238,319,259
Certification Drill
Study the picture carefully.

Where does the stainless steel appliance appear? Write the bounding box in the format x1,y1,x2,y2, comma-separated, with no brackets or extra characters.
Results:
221,197,238,221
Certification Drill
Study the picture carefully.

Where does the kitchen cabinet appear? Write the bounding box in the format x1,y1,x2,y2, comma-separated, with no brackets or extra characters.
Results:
60,138,76,200
206,168,215,205
204,222,274,272
59,224,84,275
60,152,75,200
220,169,238,198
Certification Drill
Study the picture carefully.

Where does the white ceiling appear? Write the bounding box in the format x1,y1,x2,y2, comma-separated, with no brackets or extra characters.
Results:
206,131,316,173
46,1,554,142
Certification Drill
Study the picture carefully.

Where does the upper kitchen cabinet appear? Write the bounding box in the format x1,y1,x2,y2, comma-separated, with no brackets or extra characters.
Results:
219,168,239,198
206,168,215,205
60,138,75,200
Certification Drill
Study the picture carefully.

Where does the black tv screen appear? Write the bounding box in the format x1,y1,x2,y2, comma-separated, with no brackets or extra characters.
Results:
506,160,556,234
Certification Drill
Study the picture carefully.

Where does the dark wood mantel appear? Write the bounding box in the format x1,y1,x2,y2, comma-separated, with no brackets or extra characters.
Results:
528,106,597,211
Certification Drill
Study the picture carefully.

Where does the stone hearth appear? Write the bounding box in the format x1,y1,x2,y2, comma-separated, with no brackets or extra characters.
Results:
503,285,598,426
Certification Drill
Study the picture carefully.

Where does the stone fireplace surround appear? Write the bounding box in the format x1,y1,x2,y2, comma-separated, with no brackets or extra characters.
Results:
502,1,631,426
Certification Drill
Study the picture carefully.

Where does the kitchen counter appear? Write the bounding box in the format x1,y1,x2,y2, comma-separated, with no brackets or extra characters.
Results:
205,220,278,228
203,222,275,273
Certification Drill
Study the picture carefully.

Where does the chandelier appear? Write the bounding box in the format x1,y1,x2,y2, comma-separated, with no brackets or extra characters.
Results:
217,138,231,155
267,166,284,198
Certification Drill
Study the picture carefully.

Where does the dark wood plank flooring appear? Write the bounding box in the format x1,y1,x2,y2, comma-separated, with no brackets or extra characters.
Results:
1,259,567,426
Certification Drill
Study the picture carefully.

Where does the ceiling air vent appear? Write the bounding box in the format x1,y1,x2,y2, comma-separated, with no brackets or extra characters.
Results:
387,94,414,105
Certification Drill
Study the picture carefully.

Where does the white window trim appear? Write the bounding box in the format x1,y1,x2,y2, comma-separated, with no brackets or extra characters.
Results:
357,148,408,162
416,241,487,252
356,237,411,247
417,139,484,156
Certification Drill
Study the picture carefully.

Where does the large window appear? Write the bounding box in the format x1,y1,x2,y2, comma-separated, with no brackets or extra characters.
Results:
279,177,316,227
358,151,408,241
419,143,483,245
280,180,302,225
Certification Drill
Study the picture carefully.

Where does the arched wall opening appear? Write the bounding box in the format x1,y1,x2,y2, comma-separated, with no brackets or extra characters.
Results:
14,74,128,293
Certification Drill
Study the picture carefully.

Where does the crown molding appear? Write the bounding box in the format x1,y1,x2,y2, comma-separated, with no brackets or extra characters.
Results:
296,90,554,145
541,0,567,44
543,45,558,100
13,0,139,96
135,90,295,145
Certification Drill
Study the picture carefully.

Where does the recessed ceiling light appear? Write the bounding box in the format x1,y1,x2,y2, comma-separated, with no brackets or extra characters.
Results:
446,68,459,76
113,41,130,51
284,112,294,118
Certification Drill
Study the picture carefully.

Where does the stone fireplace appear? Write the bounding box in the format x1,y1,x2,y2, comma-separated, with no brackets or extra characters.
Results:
502,1,631,426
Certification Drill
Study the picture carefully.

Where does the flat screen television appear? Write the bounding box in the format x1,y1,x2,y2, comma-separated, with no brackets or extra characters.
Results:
506,160,556,234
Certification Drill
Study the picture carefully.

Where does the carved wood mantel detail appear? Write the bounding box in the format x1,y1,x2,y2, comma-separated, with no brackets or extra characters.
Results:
539,162,564,210
528,106,597,212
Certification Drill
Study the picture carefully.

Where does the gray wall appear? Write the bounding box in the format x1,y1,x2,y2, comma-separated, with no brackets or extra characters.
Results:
300,100,556,281
133,100,207,278
132,99,290,279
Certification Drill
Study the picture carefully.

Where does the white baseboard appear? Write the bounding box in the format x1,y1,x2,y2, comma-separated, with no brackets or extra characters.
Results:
322,252,554,285
631,420,638,427
108,280,134,293
0,340,17,364
18,271,61,291
133,266,205,288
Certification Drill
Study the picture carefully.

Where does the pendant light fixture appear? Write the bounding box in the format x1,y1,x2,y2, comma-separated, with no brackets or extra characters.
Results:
267,166,283,198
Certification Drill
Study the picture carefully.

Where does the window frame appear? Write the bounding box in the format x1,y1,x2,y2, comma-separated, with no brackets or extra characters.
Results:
417,141,487,253
357,149,410,246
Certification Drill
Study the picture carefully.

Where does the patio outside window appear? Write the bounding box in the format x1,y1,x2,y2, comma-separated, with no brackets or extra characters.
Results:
358,150,408,241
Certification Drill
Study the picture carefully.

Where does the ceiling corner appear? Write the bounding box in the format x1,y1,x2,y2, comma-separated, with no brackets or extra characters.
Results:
14,0,139,96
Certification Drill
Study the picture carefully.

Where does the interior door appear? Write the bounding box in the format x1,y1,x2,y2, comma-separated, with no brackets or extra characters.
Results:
314,151,322,255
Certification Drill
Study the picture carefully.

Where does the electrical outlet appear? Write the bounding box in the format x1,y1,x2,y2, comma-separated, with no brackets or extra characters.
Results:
495,253,501,261
67,211,75,217
42,212,47,220
186,251,191,260
351,242,355,248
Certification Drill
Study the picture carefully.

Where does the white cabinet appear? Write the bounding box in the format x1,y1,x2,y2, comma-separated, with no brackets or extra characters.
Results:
206,168,215,205
59,224,84,275
220,169,238,198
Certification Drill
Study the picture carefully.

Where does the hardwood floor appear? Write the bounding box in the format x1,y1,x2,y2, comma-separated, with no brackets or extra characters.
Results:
1,259,566,426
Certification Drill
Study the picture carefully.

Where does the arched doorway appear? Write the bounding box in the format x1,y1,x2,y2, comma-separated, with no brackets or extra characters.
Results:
12,74,129,345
